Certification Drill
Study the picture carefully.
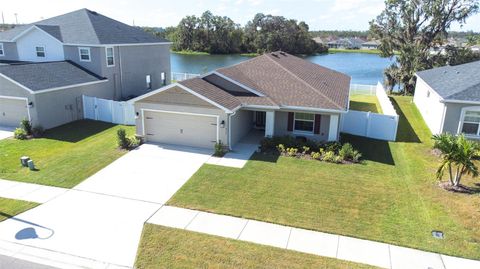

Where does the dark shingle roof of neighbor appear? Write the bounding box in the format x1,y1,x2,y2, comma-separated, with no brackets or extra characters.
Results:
416,60,480,102
0,9,169,44
0,61,106,91
171,52,350,111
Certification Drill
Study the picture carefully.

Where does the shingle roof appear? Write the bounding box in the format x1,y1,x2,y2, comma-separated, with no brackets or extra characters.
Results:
216,52,350,110
179,78,241,111
0,61,106,91
416,60,480,102
0,9,169,44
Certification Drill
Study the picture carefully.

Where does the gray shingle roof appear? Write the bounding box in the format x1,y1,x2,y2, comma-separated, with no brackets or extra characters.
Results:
0,61,106,91
416,61,480,102
0,9,169,44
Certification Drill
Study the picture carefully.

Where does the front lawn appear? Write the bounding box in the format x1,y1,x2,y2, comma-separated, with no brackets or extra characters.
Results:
0,120,134,188
0,198,38,222
169,96,480,259
135,224,378,269
349,94,382,113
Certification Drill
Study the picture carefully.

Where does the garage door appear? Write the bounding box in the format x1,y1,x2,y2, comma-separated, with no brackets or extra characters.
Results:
0,98,28,127
144,111,218,149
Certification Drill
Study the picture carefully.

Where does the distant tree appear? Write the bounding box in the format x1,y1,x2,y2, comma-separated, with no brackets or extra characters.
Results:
431,45,480,66
370,0,479,95
384,63,400,93
432,133,480,188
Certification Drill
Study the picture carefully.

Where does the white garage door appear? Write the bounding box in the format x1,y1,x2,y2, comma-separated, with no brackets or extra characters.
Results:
0,97,29,127
144,110,218,149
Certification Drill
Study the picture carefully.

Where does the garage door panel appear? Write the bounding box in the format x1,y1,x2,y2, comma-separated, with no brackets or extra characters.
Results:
0,98,28,127
144,111,217,149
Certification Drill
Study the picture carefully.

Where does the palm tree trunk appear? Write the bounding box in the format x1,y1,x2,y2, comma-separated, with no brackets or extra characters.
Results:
448,164,454,186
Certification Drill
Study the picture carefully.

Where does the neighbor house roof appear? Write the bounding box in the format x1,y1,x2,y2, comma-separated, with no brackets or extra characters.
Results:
135,52,351,112
416,60,480,103
0,61,107,92
0,9,169,45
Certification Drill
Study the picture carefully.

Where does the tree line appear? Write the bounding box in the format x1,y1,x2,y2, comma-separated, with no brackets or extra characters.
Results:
152,11,327,55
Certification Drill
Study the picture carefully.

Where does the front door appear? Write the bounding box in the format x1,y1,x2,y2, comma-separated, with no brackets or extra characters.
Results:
255,111,266,129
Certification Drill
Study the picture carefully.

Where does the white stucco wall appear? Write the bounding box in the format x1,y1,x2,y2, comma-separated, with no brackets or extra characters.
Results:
16,27,65,62
413,77,446,135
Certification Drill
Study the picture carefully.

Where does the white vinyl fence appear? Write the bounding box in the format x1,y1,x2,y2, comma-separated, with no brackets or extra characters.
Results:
171,72,200,82
342,83,399,141
83,95,135,125
350,84,377,95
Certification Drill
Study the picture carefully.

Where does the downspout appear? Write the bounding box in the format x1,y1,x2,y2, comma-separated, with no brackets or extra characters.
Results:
228,111,236,151
118,47,124,99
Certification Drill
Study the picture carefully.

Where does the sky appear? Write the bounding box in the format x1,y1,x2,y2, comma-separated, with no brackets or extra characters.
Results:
2,0,480,32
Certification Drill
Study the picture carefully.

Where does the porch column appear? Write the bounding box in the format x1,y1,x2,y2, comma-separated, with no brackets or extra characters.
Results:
328,114,339,141
265,111,275,137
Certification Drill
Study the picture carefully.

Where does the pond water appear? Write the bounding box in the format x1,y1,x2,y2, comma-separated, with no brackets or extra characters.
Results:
171,52,396,86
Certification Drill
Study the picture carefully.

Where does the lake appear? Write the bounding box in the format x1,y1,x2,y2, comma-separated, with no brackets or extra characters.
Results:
171,52,396,86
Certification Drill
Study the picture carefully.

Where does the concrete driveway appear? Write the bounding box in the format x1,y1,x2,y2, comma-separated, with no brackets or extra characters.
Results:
0,126,15,140
0,143,212,268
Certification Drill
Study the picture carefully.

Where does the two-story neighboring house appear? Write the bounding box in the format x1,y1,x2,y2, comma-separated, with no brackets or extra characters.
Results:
0,9,171,129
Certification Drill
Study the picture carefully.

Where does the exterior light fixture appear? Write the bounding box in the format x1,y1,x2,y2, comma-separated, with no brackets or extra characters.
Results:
220,120,225,128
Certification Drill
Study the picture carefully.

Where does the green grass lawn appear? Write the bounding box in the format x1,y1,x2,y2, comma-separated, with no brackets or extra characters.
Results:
169,96,480,259
349,94,383,113
0,198,38,222
0,120,134,188
135,224,378,269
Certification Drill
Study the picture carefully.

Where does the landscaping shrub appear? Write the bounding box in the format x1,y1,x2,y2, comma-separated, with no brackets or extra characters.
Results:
339,143,362,163
14,128,28,140
214,141,226,157
286,147,298,157
20,118,33,135
311,151,322,160
322,151,337,163
117,128,140,150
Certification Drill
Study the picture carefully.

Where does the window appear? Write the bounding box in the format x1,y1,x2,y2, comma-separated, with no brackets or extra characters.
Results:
35,46,45,57
79,47,91,62
0,43,4,56
146,75,152,90
161,72,166,86
461,110,480,136
106,47,114,66
294,113,314,133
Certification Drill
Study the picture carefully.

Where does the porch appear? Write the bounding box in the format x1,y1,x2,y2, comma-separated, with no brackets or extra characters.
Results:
229,109,341,148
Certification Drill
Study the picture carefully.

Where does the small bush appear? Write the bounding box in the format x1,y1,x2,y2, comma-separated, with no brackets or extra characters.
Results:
325,141,341,152
339,143,362,163
20,118,32,135
302,146,310,155
14,128,28,140
277,144,286,154
351,150,362,163
286,147,298,157
128,135,141,148
311,151,322,160
322,151,337,163
214,141,226,157
117,129,129,149
32,126,44,138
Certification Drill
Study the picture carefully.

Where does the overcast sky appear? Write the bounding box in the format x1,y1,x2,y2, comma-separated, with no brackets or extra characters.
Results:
2,0,480,31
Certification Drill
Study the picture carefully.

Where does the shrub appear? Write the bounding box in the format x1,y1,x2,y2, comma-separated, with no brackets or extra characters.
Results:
214,141,226,157
322,151,337,163
117,128,130,149
311,151,322,160
32,126,44,138
286,147,298,157
128,135,141,149
14,128,28,140
325,141,342,153
339,143,362,162
302,146,310,155
20,118,32,135
276,144,286,154
351,150,362,163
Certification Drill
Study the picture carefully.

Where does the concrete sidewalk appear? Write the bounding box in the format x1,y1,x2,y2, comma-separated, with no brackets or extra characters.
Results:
206,143,258,168
0,179,68,203
148,206,480,269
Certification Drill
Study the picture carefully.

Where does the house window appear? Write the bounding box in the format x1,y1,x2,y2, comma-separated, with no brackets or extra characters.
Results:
36,46,46,57
146,75,152,90
461,110,480,136
106,47,114,67
0,43,4,56
294,113,315,133
161,72,166,86
79,47,91,62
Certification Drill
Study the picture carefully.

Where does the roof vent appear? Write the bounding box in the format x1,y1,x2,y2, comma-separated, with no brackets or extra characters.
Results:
90,10,98,15
271,53,279,58
456,71,460,74
279,51,286,56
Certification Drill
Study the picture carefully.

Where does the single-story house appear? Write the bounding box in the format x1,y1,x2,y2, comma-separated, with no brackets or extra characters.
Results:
413,60,480,138
0,61,108,129
361,40,380,50
131,51,351,149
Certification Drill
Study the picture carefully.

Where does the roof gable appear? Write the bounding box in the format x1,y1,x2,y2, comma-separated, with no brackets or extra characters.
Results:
0,9,169,45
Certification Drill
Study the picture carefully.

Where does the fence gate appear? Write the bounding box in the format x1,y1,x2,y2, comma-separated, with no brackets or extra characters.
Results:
82,95,135,125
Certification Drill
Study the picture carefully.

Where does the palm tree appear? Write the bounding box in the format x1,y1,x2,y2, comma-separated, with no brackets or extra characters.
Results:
432,133,480,187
